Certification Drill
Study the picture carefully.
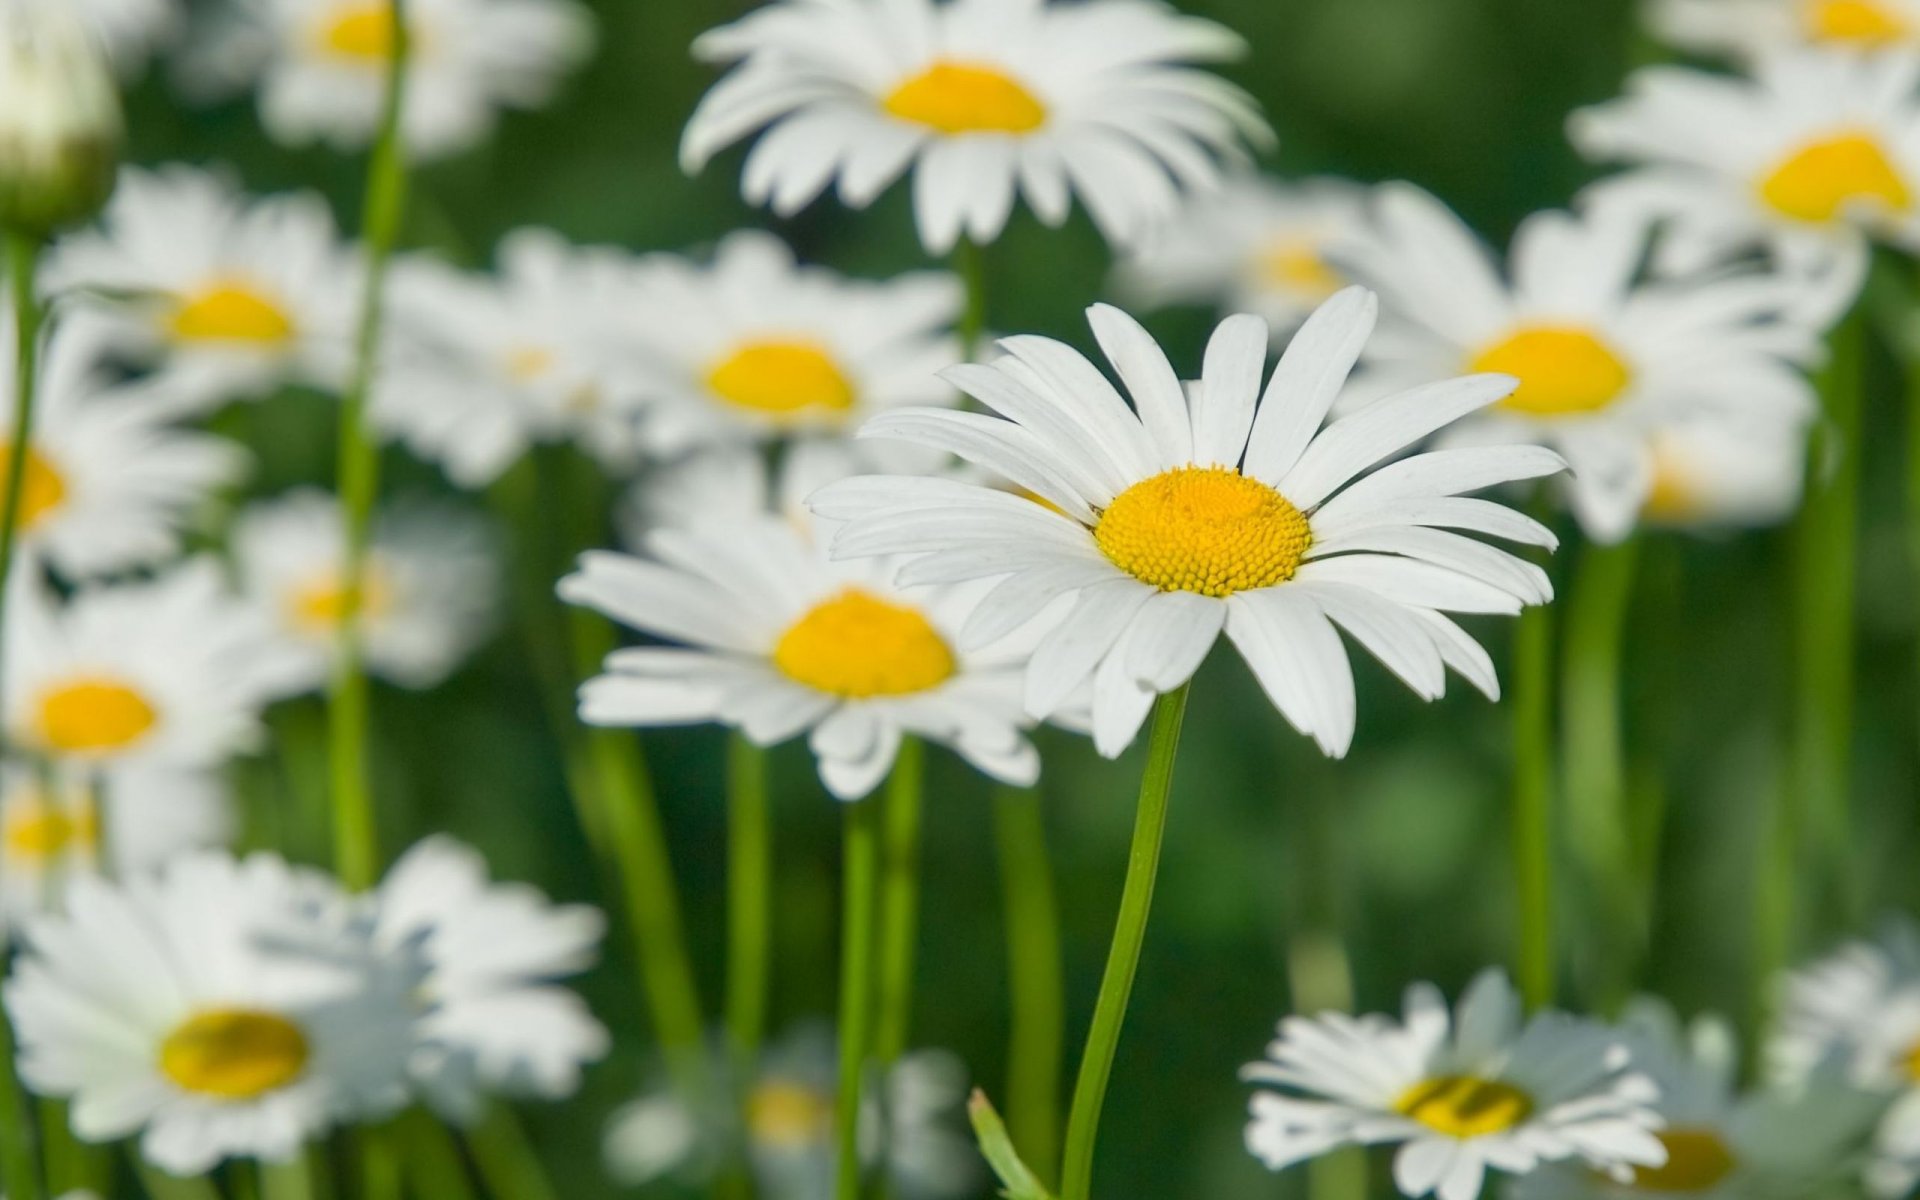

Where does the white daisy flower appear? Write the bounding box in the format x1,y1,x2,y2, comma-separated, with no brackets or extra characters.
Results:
1512,997,1880,1199
0,315,245,581
1241,969,1667,1200
374,231,649,487
368,835,607,1121
1569,51,1920,325
1648,0,1920,61
811,290,1564,759
3,559,282,772
558,495,1039,801
180,0,594,160
231,488,498,698
3,851,419,1174
1639,414,1808,533
680,0,1272,254
16,0,178,73
44,166,360,414
1114,174,1370,342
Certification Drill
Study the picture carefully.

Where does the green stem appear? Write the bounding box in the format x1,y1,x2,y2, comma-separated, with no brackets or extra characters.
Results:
0,990,39,1200
396,1109,477,1200
1058,683,1191,1200
1512,592,1556,1011
991,785,1064,1190
259,1152,317,1200
835,796,882,1200
467,1106,559,1200
953,238,987,357
727,732,773,1076
872,737,925,1068
134,1161,223,1200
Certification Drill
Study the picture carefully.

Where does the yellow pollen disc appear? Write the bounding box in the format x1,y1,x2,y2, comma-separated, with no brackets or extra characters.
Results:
706,340,857,418
1395,1076,1535,1138
1642,446,1701,524
745,1080,834,1150
883,61,1047,135
159,1009,310,1100
35,680,159,755
1758,131,1913,223
1625,1128,1737,1192
772,588,956,698
505,346,555,383
4,796,95,861
1807,0,1912,42
317,3,401,60
1093,466,1312,598
1258,241,1343,298
167,282,296,346
287,569,392,635
1471,326,1632,418
0,442,66,531
1900,1041,1920,1081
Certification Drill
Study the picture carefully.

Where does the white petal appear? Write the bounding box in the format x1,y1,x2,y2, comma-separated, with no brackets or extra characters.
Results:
1242,287,1378,483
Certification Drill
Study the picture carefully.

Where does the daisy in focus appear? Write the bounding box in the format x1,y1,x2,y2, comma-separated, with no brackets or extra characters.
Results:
1639,414,1809,533
3,851,419,1173
232,489,498,698
681,0,1272,254
1114,174,1369,342
177,0,594,160
1570,51,1920,322
368,835,608,1120
1240,969,1667,1200
1333,186,1818,545
1648,0,1920,61
45,166,360,414
812,289,1564,759
0,315,244,580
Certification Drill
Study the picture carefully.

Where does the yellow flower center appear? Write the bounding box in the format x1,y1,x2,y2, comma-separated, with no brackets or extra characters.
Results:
167,282,296,346
1472,326,1633,418
0,442,66,531
706,340,857,418
884,61,1047,135
772,587,956,698
317,3,401,61
1642,444,1702,524
745,1080,834,1151
4,795,96,862
1094,466,1312,597
1258,241,1343,299
1625,1128,1737,1193
1758,131,1913,224
1396,1076,1535,1138
1806,0,1911,42
287,568,393,635
34,680,159,755
159,1009,311,1100
505,346,556,383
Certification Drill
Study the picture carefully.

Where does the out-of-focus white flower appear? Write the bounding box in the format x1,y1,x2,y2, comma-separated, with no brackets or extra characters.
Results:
1648,0,1920,61
1334,186,1818,545
1,0,179,74
3,851,419,1174
1241,970,1668,1200
45,166,360,414
179,0,594,161
681,0,1271,254
1115,175,1370,343
232,489,498,698
1639,414,1809,533
0,0,122,235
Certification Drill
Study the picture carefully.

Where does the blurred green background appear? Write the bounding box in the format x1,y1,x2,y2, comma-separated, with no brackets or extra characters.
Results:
133,0,1920,1195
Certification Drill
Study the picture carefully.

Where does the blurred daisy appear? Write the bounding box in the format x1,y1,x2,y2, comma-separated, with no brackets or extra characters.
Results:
369,835,607,1120
812,290,1563,759
232,489,498,698
34,0,179,72
1240,969,1667,1200
1639,415,1808,533
1649,0,1920,60
4,851,418,1173
375,231,648,486
1333,186,1818,545
681,0,1271,254
0,315,244,580
1571,52,1920,324
3,560,281,772
45,166,359,414
617,231,961,462
1115,175,1369,342
180,0,593,160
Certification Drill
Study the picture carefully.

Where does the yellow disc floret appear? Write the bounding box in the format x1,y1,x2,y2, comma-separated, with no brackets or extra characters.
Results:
1094,466,1311,598
1759,131,1913,224
1806,0,1912,43
773,588,956,698
1395,1076,1535,1138
1472,326,1632,418
167,282,296,345
745,1080,835,1151
884,62,1047,135
317,3,402,61
34,679,159,755
159,1009,311,1099
0,442,66,531
707,340,857,418
287,568,393,635
1625,1128,1737,1193
1258,241,1343,299
3,794,95,862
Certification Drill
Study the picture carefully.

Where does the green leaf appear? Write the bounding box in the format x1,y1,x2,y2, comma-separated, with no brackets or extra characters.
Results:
968,1089,1054,1200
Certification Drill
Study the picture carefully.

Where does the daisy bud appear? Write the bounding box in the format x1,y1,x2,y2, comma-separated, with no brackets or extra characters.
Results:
0,1,122,237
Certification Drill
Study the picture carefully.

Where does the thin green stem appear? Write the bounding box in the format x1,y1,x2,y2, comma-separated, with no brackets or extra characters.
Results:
259,1152,317,1200
134,1161,223,1200
395,1109,477,1200
0,988,39,1200
467,1106,559,1200
727,732,773,1077
328,0,411,892
872,737,925,1068
359,1128,401,1200
1058,683,1191,1200
991,785,1064,1190
835,795,882,1200
953,238,987,358
1512,591,1556,1011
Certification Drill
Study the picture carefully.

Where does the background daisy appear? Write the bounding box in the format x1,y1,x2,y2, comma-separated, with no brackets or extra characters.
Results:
1649,0,1920,60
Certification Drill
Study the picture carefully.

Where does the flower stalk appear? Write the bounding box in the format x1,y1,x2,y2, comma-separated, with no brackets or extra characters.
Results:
992,784,1065,1187
873,735,925,1067
1512,584,1556,1010
727,731,773,1074
835,792,882,1200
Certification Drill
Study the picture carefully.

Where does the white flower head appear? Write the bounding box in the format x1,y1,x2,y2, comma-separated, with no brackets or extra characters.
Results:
681,0,1273,254
178,0,594,160
1,0,180,74
1332,185,1818,545
1648,0,1920,61
0,0,124,235
44,166,361,414
1241,970,1667,1200
1639,413,1808,533
1114,174,1370,342
233,488,499,698
812,290,1565,760
3,851,419,1174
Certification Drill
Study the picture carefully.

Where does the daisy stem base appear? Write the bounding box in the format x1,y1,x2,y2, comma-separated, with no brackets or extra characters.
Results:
133,1160,222,1200
1512,587,1556,1011
992,783,1064,1188
873,736,925,1067
1059,682,1191,1200
836,794,882,1200
467,1105,558,1200
726,732,773,1076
